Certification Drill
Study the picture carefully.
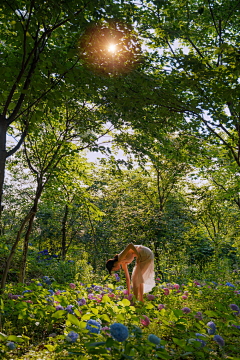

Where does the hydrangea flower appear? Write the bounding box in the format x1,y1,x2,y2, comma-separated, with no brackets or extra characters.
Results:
65,331,79,343
88,293,95,300
55,290,61,295
148,334,160,345
229,304,240,315
65,305,74,314
182,307,191,314
195,333,206,347
116,286,124,291
226,282,235,289
102,326,110,335
141,315,150,327
147,294,155,300
123,289,128,295
77,298,86,306
207,321,216,335
128,294,133,301
174,284,180,290
22,290,32,295
158,304,165,311
37,282,42,286
163,288,169,296
55,305,64,311
86,319,101,335
182,295,188,300
195,311,203,320
213,335,224,347
69,283,75,289
110,323,129,342
48,290,54,296
7,342,16,350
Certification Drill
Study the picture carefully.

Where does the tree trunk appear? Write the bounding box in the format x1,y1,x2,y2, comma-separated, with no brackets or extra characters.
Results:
18,214,35,283
61,204,68,261
0,117,7,236
0,210,35,292
19,185,42,283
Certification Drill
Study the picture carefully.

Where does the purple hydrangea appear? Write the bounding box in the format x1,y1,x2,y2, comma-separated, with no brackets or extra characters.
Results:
65,305,74,314
207,321,216,335
195,311,203,320
182,307,191,314
229,304,240,315
213,335,224,347
55,305,64,311
77,298,86,306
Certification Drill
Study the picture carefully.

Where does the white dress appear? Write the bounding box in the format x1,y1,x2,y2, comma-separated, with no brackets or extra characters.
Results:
119,245,155,293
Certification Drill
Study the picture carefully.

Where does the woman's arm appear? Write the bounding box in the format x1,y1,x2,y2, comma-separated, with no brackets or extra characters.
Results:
121,263,131,295
118,243,139,261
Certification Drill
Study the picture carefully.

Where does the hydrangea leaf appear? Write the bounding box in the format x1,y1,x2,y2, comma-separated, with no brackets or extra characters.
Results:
68,314,80,327
52,310,66,319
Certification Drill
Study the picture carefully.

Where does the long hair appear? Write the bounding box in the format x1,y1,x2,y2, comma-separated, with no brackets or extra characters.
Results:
106,254,119,275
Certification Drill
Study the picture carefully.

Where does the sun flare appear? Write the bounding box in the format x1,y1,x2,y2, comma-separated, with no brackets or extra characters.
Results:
108,44,116,53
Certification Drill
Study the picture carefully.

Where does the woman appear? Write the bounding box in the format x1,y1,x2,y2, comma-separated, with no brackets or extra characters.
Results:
106,243,155,302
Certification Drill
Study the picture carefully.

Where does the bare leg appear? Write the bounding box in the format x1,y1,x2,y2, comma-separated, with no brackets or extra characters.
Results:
139,283,144,303
133,283,139,301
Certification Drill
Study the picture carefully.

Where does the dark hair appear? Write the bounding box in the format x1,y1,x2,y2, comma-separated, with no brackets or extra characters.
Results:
106,254,118,275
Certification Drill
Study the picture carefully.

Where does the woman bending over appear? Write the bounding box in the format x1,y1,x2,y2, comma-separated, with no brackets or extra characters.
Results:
106,243,155,303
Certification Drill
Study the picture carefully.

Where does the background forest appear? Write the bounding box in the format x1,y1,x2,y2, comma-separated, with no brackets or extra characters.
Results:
0,0,240,359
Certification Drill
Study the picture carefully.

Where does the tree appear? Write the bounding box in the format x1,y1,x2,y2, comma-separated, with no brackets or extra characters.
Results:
0,0,134,230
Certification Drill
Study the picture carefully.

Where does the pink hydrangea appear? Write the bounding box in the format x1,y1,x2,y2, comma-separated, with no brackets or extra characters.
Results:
156,277,161,281
108,293,115,298
184,291,189,296
147,294,155,300
123,289,128,295
88,293,95,300
69,283,76,289
176,290,181,293
158,304,165,311
26,300,33,304
174,284,179,290
163,288,169,296
141,315,150,327
182,295,188,300
102,326,110,335
55,290,61,295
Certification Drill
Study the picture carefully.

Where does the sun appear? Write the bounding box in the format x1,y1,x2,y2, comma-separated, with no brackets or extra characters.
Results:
108,44,116,53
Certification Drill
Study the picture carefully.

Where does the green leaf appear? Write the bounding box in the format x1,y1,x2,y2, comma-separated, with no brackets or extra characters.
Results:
204,310,218,317
85,341,106,348
52,310,66,319
7,335,24,343
101,314,111,322
67,313,80,327
121,298,130,307
173,338,185,348
45,344,55,351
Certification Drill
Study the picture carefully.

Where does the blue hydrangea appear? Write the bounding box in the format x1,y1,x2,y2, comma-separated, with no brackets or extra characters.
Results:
7,342,16,350
65,331,79,343
22,290,32,295
207,321,216,335
46,296,54,305
29,243,32,246
196,333,206,348
116,286,124,291
148,334,160,345
37,282,42,286
86,319,101,335
226,282,235,289
110,323,129,342
213,335,224,347
48,290,54,296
